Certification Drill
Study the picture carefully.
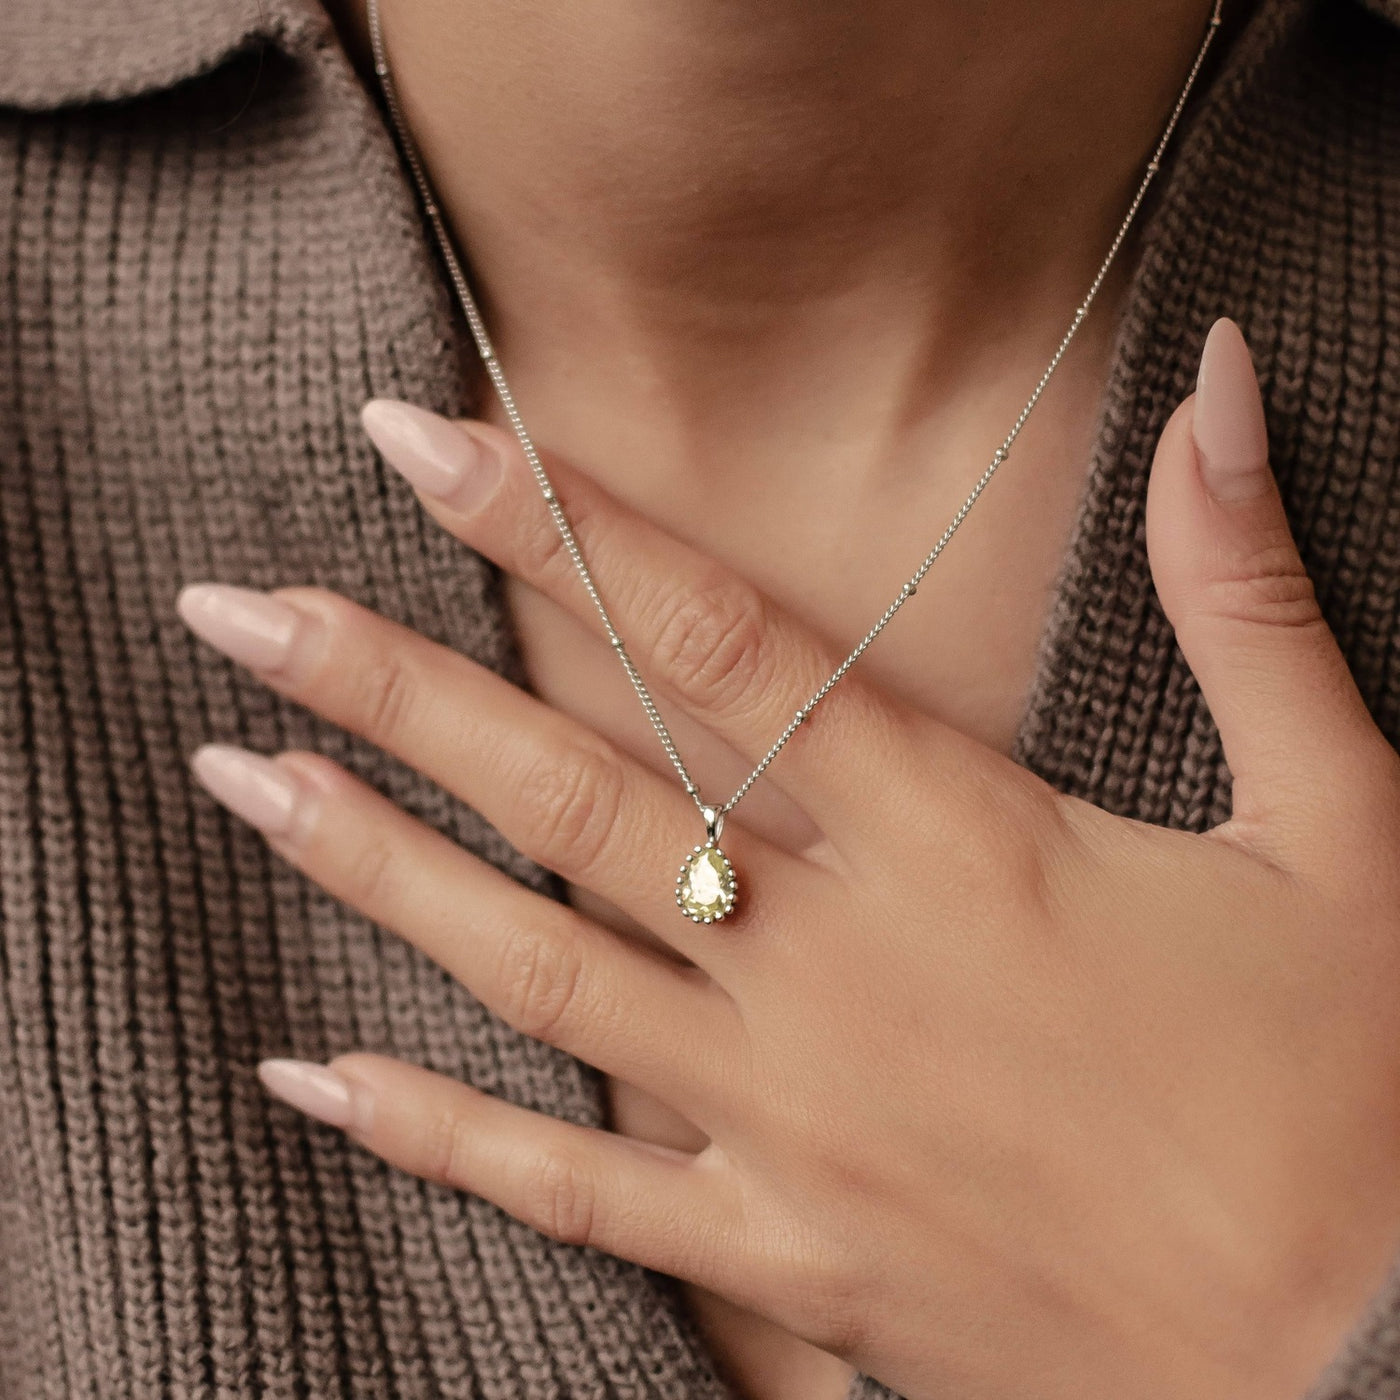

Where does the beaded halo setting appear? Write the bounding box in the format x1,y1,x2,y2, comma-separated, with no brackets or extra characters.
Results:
676,840,738,924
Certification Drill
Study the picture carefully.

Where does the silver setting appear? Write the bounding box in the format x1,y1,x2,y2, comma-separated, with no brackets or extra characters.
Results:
675,842,738,925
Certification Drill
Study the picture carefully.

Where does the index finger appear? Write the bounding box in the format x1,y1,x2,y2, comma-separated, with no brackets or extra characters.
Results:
361,398,911,830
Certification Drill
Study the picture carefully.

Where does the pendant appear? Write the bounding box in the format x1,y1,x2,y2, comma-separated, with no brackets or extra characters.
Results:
676,805,737,924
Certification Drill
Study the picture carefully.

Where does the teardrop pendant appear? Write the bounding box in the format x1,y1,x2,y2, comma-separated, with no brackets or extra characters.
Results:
676,806,737,924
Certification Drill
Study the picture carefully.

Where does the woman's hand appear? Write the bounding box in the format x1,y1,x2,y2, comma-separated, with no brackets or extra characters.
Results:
175,318,1400,1400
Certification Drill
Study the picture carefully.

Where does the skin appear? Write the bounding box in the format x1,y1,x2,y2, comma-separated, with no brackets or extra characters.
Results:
181,2,1400,1397
316,0,1253,756
313,1,1239,1389
179,362,1400,1398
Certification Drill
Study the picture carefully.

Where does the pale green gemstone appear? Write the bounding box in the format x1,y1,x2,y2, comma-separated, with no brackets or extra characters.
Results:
679,845,735,921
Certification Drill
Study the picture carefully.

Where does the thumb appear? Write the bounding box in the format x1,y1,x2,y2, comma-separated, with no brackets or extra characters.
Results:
1146,317,1391,841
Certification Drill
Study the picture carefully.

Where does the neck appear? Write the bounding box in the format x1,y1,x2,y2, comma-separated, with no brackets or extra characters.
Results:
328,0,1235,481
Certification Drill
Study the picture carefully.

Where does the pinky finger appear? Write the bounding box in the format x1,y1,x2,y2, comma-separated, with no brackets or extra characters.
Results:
259,1052,741,1285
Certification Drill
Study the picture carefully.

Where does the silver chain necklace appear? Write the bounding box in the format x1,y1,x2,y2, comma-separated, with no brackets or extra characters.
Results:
365,0,1224,924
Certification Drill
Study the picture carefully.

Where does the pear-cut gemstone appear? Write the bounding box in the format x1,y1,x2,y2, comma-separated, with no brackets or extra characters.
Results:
677,844,736,922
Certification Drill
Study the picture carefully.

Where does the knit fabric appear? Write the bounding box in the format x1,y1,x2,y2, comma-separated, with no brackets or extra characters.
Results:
0,0,1397,1396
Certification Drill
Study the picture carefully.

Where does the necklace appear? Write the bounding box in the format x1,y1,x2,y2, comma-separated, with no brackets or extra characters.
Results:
364,0,1224,925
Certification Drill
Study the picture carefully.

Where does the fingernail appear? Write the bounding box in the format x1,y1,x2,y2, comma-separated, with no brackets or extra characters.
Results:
190,743,310,839
258,1058,368,1132
1192,317,1272,502
361,398,503,513
177,583,301,671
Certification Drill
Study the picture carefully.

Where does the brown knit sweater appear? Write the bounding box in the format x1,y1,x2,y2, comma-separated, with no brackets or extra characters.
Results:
1,0,1399,1395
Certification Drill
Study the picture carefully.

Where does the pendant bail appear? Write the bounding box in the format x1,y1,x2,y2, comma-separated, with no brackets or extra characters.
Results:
702,804,724,845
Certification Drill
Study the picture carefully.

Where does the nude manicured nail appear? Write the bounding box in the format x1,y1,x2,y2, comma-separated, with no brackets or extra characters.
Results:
177,583,301,670
1193,317,1272,502
258,1058,367,1132
360,397,503,512
190,743,306,839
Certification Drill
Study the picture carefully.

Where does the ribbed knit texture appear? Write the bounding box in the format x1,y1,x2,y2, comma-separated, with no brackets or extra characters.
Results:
0,0,1397,1395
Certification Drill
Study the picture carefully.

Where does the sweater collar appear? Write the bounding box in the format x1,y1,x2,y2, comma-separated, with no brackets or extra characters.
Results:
0,0,332,110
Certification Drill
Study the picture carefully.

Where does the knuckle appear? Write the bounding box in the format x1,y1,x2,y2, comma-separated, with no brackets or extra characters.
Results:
424,1106,476,1191
353,651,420,740
516,738,625,874
735,1171,871,1360
649,573,773,714
340,830,400,914
806,1274,870,1360
769,1226,871,1359
492,919,586,1044
522,1152,597,1249
991,784,1084,925
1205,535,1324,629
517,497,591,595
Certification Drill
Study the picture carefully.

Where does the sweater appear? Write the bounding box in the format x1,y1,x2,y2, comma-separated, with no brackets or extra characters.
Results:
1,0,1398,1395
